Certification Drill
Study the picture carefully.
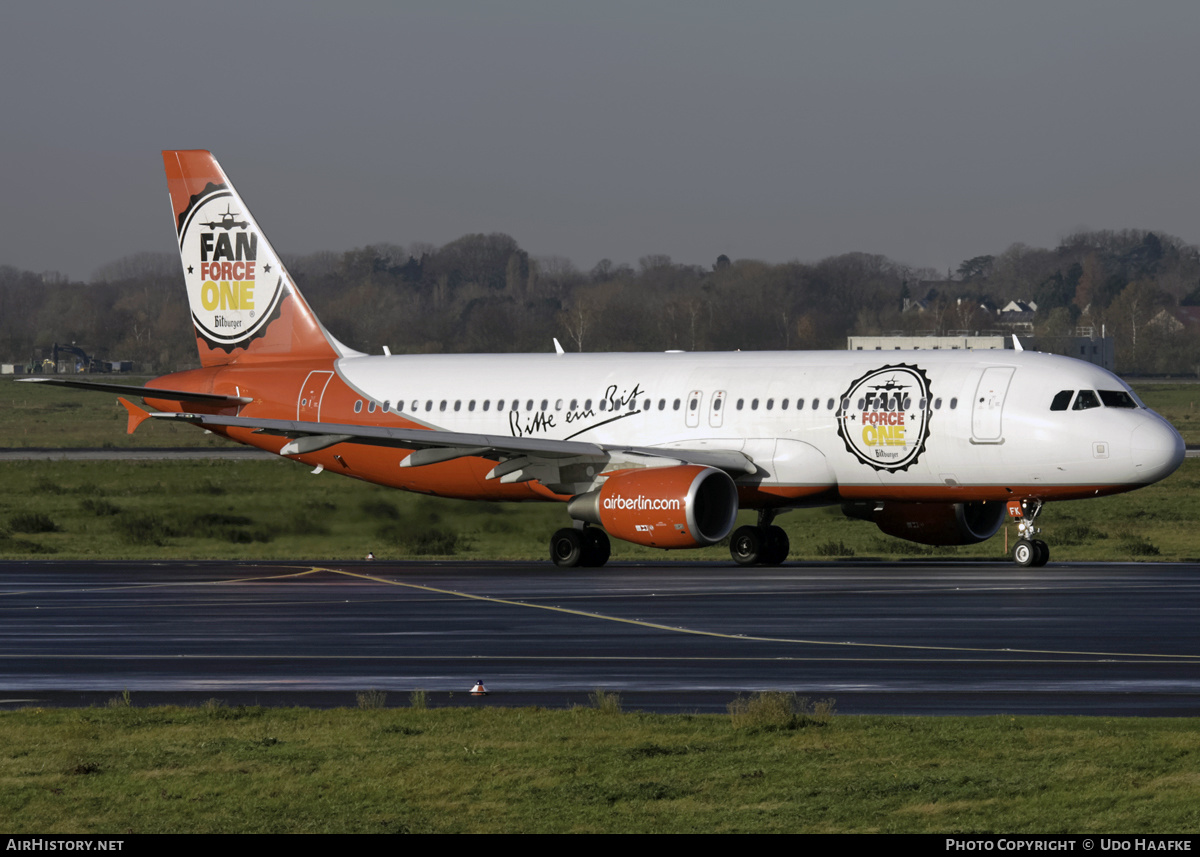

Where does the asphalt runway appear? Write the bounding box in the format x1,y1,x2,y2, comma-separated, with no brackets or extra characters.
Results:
1,560,1198,716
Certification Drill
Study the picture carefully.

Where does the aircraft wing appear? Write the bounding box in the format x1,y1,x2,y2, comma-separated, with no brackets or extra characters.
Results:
18,377,252,406
136,408,758,482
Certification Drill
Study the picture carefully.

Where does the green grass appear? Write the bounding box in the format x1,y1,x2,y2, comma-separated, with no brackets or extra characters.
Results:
1,705,1198,833
0,456,1197,561
1135,382,1200,444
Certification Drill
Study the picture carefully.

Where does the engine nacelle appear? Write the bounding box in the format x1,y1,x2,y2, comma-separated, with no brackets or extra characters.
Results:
568,465,739,549
842,500,1006,546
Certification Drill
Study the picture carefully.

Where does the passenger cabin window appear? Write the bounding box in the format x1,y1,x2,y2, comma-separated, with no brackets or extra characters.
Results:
1050,390,1074,411
1099,390,1137,408
1073,390,1100,410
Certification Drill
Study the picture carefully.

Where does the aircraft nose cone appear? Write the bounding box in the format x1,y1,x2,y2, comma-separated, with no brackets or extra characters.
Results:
1131,418,1185,483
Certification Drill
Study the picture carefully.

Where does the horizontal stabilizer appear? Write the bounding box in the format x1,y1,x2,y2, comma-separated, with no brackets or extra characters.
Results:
17,377,251,406
117,397,151,435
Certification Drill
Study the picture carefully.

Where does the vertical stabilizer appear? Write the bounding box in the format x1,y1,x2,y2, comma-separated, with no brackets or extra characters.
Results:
163,150,348,366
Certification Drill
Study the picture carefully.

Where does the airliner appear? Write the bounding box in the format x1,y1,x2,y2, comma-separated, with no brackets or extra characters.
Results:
22,150,1186,568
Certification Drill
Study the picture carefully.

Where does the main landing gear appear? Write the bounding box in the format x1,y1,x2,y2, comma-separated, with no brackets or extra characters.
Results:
1010,499,1049,567
729,510,790,567
550,525,611,569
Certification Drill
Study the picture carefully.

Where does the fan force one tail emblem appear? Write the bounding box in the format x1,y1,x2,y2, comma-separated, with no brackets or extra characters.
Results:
837,365,932,472
177,187,285,349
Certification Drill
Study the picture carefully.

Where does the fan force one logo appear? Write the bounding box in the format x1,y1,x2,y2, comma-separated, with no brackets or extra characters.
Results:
837,365,932,472
179,190,284,347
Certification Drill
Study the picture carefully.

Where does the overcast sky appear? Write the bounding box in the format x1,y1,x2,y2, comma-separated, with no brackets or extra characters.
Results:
3,1,1199,281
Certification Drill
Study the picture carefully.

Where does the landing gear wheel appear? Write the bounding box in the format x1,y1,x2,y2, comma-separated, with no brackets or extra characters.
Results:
730,525,763,567
1011,499,1051,568
581,528,611,567
550,528,584,568
761,526,790,566
1013,539,1036,567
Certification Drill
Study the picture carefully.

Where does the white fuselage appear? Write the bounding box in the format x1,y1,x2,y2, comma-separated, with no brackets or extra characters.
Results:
327,348,1183,503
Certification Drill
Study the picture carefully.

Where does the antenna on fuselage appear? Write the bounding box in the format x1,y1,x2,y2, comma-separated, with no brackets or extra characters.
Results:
1011,334,1024,352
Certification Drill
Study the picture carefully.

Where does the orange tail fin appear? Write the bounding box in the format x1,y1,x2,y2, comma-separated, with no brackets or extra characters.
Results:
162,150,350,367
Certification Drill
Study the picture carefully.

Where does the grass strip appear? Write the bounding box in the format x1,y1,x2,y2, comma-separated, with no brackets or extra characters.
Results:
2,703,1198,833
0,455,1197,561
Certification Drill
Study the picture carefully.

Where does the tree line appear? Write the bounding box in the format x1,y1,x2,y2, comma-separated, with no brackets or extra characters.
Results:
3,227,1198,375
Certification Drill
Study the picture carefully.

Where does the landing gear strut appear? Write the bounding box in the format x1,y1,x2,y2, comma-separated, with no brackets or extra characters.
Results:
730,511,790,567
1010,499,1049,567
550,525,611,569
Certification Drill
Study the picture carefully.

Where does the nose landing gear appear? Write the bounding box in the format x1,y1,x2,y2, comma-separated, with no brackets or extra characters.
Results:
1009,499,1049,567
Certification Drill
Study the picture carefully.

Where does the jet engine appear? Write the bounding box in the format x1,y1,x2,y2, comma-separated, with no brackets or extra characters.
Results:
567,465,739,549
842,500,1006,546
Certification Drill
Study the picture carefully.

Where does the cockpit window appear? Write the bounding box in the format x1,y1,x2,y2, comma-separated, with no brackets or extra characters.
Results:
1099,390,1137,409
1072,390,1100,410
1050,390,1074,411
